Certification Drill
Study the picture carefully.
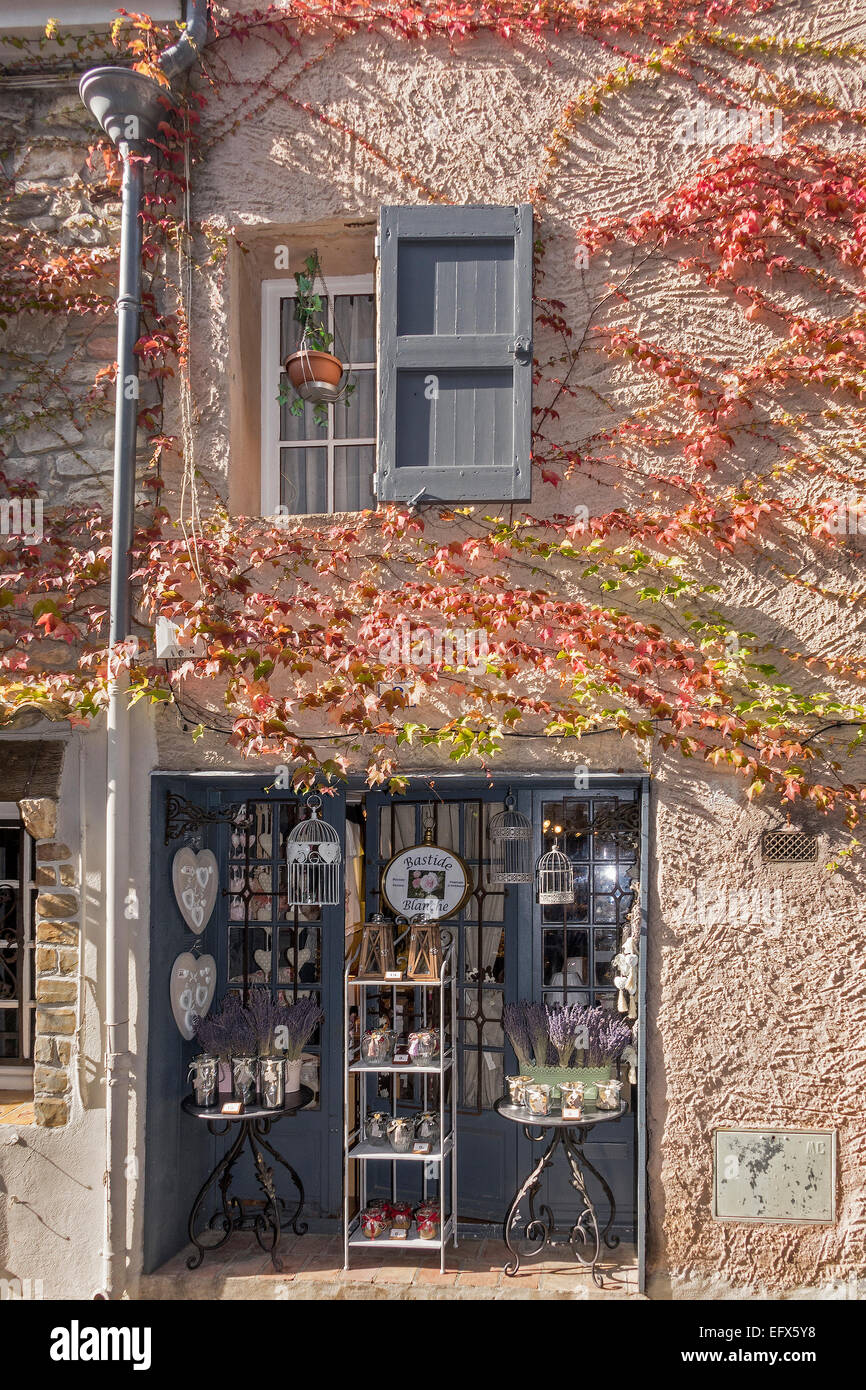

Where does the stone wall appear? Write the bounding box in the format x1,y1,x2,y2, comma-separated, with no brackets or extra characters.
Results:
19,797,80,1128
0,82,156,507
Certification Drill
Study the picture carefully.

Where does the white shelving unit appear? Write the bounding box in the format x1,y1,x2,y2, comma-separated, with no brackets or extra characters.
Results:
343,926,458,1273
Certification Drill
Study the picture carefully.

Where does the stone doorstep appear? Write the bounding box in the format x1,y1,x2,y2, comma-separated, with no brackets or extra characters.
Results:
137,1236,640,1301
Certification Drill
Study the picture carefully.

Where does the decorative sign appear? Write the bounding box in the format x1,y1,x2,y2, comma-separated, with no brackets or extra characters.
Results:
713,1129,836,1223
221,1101,244,1115
169,950,216,1040
413,1140,432,1155
172,847,218,933
381,840,472,921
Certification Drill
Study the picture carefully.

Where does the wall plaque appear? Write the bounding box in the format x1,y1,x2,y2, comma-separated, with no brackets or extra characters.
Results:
713,1128,836,1223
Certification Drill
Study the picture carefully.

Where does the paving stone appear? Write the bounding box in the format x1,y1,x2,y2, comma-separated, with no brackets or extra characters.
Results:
372,1265,417,1285
413,1266,459,1286
456,1269,502,1287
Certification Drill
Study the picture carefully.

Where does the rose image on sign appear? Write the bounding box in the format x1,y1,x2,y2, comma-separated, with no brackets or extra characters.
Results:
410,870,445,900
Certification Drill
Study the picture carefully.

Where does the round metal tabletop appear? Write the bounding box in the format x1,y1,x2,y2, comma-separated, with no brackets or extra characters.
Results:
182,1086,313,1121
494,1097,627,1129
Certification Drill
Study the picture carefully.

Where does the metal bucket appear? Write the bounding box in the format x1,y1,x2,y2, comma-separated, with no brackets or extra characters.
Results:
259,1055,286,1110
188,1053,219,1109
231,1055,257,1107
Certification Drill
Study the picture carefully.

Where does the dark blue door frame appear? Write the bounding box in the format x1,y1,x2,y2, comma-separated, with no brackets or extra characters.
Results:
144,769,649,1286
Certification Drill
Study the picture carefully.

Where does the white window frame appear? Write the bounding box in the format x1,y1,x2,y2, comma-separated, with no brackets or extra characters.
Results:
260,275,376,516
0,802,35,1082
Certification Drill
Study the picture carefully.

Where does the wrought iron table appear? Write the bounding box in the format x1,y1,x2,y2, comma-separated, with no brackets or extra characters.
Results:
181,1087,312,1271
494,1097,627,1288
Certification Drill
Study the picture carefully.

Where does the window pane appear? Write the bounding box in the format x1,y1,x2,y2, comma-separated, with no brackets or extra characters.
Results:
280,295,329,360
334,293,375,361
0,826,20,878
280,446,328,514
279,371,324,441
334,369,375,439
333,446,375,512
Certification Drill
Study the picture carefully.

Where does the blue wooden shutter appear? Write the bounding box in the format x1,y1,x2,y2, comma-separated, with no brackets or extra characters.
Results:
376,204,532,503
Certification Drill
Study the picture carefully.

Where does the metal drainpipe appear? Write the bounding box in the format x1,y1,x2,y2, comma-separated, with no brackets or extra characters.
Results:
78,0,210,1302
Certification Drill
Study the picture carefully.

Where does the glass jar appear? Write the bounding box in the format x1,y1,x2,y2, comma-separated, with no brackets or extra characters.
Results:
231,1055,257,1107
596,1079,622,1111
523,1083,552,1117
416,1207,440,1241
506,1075,532,1106
414,1112,440,1146
365,1110,391,1146
558,1081,584,1107
188,1054,219,1108
407,1028,440,1064
360,1028,395,1065
389,1200,413,1231
387,1115,415,1153
360,1206,389,1240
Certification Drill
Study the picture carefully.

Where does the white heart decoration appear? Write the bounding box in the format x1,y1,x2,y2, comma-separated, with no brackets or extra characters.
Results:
286,843,306,864
254,948,271,975
317,842,341,864
172,847,218,934
170,951,216,1040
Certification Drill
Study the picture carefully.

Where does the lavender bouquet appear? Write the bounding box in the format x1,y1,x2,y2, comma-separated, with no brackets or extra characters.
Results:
279,996,325,1061
503,1002,533,1073
246,988,295,1056
546,1002,585,1068
575,1005,632,1068
193,992,256,1060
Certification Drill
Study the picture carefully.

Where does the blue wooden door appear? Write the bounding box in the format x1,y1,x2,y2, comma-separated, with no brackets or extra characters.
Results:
144,778,345,1273
208,787,345,1221
526,786,640,1237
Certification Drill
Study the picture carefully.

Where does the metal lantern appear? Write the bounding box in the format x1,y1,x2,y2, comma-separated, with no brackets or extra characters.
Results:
535,835,575,906
489,791,533,884
286,794,342,907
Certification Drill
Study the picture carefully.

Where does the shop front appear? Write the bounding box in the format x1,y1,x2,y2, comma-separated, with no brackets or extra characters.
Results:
144,773,648,1287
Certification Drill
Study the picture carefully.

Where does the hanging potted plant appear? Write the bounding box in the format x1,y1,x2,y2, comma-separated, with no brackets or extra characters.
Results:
281,251,355,427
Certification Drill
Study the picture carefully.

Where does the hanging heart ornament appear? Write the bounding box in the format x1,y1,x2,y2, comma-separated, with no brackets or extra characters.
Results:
169,951,217,1040
172,847,219,933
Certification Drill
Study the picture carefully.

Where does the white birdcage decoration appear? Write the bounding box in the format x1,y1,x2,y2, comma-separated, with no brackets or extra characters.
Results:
489,792,533,884
286,794,342,907
535,830,575,906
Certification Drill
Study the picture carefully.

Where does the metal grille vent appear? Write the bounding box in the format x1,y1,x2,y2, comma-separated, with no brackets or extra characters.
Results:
761,829,818,864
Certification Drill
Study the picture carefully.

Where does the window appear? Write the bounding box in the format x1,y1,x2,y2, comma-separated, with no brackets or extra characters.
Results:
0,807,36,1072
376,204,533,503
261,275,376,516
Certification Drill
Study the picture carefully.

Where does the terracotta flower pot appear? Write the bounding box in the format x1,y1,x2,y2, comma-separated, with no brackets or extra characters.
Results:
284,348,345,403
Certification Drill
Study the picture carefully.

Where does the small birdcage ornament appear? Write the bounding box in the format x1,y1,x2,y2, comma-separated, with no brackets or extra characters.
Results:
535,826,575,906
286,793,342,907
489,791,533,884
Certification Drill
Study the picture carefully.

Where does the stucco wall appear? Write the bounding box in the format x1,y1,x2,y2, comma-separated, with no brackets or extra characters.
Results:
3,0,866,1297
0,710,157,1299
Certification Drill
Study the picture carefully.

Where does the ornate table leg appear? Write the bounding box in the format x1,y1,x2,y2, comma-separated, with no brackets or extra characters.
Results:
575,1142,619,1249
255,1124,307,1237
563,1131,603,1288
186,1122,247,1269
247,1128,284,1272
502,1127,560,1276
